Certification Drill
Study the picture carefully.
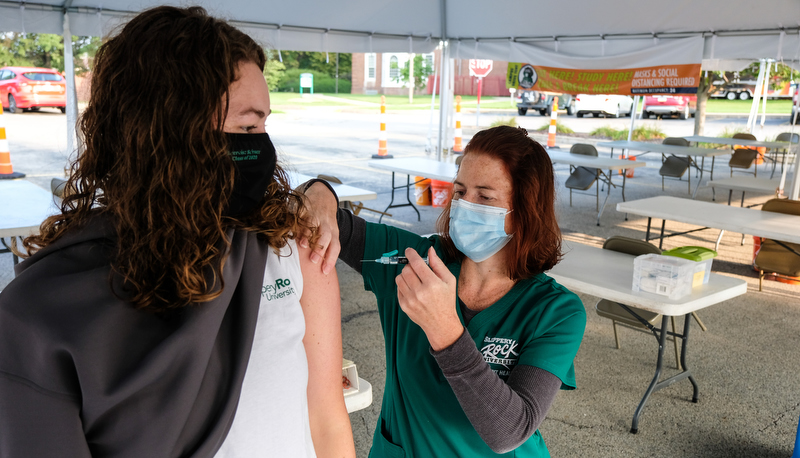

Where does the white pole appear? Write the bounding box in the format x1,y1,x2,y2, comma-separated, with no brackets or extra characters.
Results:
759,61,771,129
408,53,415,104
446,58,455,152
436,0,449,161
747,61,766,133
789,146,800,200
426,50,440,154
62,11,81,158
437,41,450,161
624,95,640,159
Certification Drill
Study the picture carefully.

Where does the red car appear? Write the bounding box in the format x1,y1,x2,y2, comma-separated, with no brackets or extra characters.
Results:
642,95,696,120
0,66,66,114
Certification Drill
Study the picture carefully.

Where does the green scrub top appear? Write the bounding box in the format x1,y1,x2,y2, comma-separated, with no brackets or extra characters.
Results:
362,223,586,458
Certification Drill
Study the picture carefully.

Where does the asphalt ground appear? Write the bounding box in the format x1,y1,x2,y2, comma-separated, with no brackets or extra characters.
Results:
1,106,799,457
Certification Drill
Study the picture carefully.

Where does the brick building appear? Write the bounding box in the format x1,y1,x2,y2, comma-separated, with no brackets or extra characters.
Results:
351,50,510,97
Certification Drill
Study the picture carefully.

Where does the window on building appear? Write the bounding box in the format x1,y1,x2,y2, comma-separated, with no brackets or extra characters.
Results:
366,53,376,80
389,56,399,80
424,53,434,72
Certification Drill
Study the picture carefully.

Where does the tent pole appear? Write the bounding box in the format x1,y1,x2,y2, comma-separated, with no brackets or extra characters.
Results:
436,0,448,161
62,10,81,160
759,60,771,129
747,60,766,133
787,66,799,200
427,48,441,154
624,95,640,159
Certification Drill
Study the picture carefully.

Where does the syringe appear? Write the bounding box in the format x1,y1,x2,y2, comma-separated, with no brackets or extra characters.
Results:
361,256,429,265
361,249,429,265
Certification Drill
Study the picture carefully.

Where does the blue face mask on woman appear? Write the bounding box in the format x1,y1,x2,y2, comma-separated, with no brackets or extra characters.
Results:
449,198,513,263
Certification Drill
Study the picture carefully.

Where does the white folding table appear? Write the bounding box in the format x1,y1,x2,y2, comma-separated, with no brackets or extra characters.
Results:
616,195,800,251
549,241,747,433
705,177,784,207
684,135,795,179
368,157,458,222
547,150,648,225
0,180,58,267
597,140,730,199
288,172,378,203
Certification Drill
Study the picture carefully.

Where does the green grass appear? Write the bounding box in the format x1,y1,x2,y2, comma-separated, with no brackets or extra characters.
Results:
534,123,575,134
589,125,665,141
706,99,792,114
270,93,525,111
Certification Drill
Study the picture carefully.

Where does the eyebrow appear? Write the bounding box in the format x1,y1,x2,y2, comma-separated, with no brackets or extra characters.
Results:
454,180,495,191
238,107,268,118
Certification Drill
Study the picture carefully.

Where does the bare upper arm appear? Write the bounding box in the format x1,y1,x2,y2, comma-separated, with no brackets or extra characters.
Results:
297,242,343,406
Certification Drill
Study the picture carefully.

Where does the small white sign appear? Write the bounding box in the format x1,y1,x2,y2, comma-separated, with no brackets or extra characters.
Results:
300,73,313,88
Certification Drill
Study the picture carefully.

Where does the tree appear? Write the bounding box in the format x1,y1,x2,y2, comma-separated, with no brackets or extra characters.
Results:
694,72,716,136
0,32,101,74
263,50,286,92
274,51,351,81
396,54,434,91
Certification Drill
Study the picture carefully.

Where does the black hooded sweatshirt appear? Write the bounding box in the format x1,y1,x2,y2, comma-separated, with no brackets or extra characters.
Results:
0,215,268,457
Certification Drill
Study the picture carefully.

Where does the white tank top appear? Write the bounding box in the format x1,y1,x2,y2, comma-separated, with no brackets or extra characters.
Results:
215,239,316,458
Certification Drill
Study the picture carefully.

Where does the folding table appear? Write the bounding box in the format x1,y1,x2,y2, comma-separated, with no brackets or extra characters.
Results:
0,180,57,267
598,140,730,199
549,241,747,433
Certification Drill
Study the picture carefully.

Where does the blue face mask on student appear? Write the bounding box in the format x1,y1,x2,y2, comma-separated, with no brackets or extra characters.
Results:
449,199,513,263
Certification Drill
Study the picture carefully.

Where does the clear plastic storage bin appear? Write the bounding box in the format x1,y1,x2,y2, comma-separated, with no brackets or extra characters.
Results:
632,254,697,300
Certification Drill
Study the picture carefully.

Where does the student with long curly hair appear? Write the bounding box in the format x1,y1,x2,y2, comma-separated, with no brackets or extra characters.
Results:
0,6,354,457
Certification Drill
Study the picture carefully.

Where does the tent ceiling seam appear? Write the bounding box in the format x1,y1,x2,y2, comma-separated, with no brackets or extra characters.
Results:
1,1,797,43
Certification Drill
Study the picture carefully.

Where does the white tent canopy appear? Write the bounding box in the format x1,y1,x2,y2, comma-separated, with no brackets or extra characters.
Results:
2,0,800,63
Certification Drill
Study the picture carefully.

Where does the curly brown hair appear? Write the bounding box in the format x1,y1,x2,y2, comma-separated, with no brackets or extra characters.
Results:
23,6,314,312
436,125,562,279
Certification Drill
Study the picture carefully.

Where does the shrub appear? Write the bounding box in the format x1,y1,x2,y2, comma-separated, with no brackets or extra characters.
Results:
277,68,351,93
698,127,749,148
589,125,665,141
490,117,517,128
534,123,575,134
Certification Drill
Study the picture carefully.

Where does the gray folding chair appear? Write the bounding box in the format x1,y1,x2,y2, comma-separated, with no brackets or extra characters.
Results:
658,137,691,193
771,132,799,177
754,199,800,291
564,143,600,211
729,148,758,177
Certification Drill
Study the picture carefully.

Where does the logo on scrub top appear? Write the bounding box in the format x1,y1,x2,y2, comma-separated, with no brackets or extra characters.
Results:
480,336,520,378
262,278,296,301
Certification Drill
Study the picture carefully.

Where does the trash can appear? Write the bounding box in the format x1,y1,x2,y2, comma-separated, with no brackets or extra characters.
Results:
414,177,431,206
430,180,453,208
662,246,717,287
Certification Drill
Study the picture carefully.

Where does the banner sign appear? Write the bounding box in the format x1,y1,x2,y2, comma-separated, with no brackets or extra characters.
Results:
506,63,701,95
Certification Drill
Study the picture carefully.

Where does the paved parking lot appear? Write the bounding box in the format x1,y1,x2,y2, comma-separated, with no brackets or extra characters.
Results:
1,106,799,457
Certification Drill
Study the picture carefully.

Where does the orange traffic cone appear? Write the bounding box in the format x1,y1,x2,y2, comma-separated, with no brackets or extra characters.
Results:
453,96,463,152
547,97,558,148
372,95,393,159
0,109,25,179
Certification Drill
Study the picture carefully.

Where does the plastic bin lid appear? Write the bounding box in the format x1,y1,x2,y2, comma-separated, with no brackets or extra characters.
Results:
662,246,717,262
